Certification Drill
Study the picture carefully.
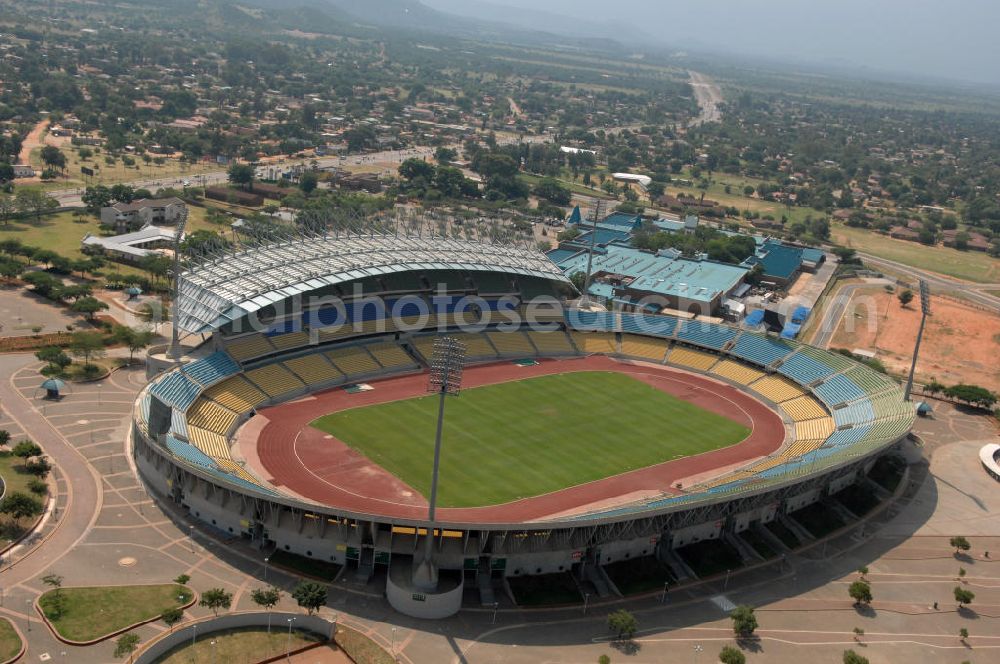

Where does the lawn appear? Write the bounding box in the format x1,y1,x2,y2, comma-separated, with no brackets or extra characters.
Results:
311,371,750,507
28,144,218,189
38,584,192,642
831,223,1000,283
158,627,323,664
0,450,46,547
0,618,21,662
334,625,396,664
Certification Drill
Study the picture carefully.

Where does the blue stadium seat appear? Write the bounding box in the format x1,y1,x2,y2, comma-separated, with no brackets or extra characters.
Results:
565,309,615,331
729,332,794,366
150,371,201,411
164,435,214,468
832,400,877,427
778,351,838,385
619,313,678,338
171,409,189,440
184,352,241,387
814,374,866,406
676,320,739,350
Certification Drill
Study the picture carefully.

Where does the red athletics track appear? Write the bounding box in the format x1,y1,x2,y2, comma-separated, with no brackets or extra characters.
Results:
242,355,786,524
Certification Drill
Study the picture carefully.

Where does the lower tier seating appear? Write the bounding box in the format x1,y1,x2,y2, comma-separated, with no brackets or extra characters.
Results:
666,346,719,372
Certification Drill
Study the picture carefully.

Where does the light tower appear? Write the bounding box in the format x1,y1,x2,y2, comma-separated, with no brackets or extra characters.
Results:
166,206,189,361
579,199,604,308
903,280,931,401
412,336,466,591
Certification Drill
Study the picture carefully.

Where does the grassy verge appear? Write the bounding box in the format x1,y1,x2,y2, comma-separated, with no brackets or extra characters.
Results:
269,550,342,581
604,556,675,595
676,539,743,578
0,451,46,548
38,584,192,642
335,624,395,664
831,223,1000,283
157,627,322,664
0,618,20,662
508,572,581,606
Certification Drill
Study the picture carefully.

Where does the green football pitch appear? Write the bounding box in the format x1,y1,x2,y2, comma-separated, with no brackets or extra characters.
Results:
310,371,750,508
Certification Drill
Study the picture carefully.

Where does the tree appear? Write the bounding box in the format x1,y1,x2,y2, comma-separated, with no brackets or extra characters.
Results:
954,586,975,607
848,580,872,606
730,605,758,638
82,185,112,214
109,184,135,204
41,574,65,619
291,581,327,615
943,385,997,410
70,331,106,367
161,607,183,631
251,586,281,612
299,171,318,194
853,626,864,641
959,627,969,642
114,633,140,661
70,296,108,321
228,163,255,191
199,587,233,616
138,300,170,330
0,430,9,448
0,491,44,520
719,645,746,664
112,326,154,365
14,189,58,223
36,346,71,375
173,574,190,585
40,146,67,172
857,566,869,580
607,609,638,641
140,253,172,286
598,656,611,664
12,440,42,461
950,536,971,554
434,147,457,164
0,195,16,225
532,178,572,206
843,650,869,664
897,289,914,307
398,157,436,182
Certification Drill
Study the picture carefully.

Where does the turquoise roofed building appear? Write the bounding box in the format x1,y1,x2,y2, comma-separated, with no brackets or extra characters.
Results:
741,239,825,286
550,243,748,317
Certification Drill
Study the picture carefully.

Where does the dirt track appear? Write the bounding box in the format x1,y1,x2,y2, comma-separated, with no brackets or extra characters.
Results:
242,355,784,524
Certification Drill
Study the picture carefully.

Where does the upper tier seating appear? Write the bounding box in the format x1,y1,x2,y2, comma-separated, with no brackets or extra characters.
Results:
676,321,739,350
833,400,877,428
666,346,719,372
267,331,311,352
730,332,794,367
711,359,766,385
567,310,615,331
186,398,238,435
842,366,899,395
619,313,679,338
224,334,275,362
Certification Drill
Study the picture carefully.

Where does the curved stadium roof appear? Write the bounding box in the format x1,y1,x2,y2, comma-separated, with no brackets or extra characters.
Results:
176,233,569,334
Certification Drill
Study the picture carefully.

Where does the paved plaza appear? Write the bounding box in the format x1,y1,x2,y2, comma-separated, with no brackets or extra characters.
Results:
0,352,997,663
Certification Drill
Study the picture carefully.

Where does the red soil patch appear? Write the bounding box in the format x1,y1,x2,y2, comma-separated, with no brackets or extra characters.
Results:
242,355,785,524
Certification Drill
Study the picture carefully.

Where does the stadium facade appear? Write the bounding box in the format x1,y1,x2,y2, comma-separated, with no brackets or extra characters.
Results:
132,231,914,615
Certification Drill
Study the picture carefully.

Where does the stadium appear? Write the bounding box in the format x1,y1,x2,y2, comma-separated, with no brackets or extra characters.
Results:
131,227,915,618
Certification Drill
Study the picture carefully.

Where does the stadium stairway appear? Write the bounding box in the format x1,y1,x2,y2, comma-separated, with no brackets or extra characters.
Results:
751,522,791,553
661,547,697,581
725,531,764,564
778,512,816,544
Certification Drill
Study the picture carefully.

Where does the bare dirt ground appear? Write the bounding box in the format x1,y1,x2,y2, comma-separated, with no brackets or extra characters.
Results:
17,119,49,165
830,287,1000,391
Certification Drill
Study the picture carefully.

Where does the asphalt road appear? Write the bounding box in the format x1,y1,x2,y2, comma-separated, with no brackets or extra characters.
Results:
857,252,1000,313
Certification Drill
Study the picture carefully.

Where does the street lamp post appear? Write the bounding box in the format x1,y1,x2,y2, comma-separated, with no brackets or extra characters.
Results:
491,601,499,624
412,337,466,592
286,617,296,662
391,627,397,656
189,524,195,553
661,582,669,604
264,556,269,583
583,592,590,615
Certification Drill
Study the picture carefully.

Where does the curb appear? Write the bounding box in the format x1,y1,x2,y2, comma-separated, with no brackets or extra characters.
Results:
0,616,26,664
34,585,198,646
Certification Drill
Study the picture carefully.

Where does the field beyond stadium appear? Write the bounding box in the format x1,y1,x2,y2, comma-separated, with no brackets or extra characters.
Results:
239,355,786,523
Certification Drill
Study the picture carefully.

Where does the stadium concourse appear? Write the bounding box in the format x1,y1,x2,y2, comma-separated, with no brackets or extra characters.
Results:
132,229,915,618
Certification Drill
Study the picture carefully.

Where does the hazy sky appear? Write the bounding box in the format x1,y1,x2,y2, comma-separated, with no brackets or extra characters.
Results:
425,0,1000,86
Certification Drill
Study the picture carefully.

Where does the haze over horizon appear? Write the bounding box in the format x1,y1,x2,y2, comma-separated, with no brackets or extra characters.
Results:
423,0,1000,87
